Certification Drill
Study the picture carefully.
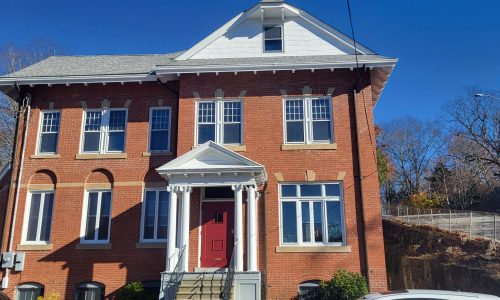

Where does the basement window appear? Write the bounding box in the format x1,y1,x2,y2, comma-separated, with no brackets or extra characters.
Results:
264,26,283,52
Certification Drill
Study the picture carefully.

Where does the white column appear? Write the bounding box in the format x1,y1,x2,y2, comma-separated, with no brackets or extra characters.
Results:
246,186,258,272
166,186,178,272
232,184,244,272
180,186,192,272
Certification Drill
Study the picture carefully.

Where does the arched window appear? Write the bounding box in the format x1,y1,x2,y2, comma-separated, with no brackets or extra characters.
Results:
15,283,44,300
76,282,104,300
298,280,321,300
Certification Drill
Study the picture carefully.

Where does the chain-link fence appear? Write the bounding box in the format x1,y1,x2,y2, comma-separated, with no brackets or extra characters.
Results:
382,203,499,244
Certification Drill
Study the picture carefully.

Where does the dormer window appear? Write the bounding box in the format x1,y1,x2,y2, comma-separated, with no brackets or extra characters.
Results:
264,26,283,52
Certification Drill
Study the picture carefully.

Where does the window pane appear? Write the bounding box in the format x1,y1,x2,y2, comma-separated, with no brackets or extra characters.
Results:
98,192,111,240
85,111,102,131
327,201,343,243
223,123,241,144
83,132,101,152
143,191,156,240
281,185,297,197
264,26,282,39
325,184,341,197
39,193,54,242
109,111,126,131
301,202,311,242
265,40,282,51
85,193,99,240
223,102,241,123
157,191,169,239
285,100,304,121
18,287,43,300
150,130,169,151
152,109,170,130
107,132,125,152
311,98,331,121
312,121,331,142
313,202,323,242
40,133,58,153
198,102,215,123
282,202,297,243
286,122,304,143
300,184,322,197
198,124,215,144
27,194,41,241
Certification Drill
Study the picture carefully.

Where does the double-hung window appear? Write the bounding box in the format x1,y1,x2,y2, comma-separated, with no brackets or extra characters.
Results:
82,109,127,153
16,283,44,300
264,26,283,52
76,282,104,300
148,107,171,152
284,97,333,144
37,111,60,154
81,191,112,243
280,182,344,245
141,189,169,242
23,191,54,244
196,100,242,145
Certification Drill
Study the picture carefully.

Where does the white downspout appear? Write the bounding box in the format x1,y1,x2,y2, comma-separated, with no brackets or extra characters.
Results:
1,94,31,289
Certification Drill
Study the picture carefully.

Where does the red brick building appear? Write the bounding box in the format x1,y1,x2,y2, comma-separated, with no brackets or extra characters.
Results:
0,1,396,299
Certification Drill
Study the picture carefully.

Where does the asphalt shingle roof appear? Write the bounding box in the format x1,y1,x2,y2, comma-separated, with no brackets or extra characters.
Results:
2,51,184,78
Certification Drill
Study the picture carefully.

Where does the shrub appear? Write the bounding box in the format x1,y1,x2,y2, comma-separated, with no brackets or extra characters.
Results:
114,282,157,300
320,269,368,300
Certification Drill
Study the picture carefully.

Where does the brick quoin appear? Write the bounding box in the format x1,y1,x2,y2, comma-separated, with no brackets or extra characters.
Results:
0,69,388,299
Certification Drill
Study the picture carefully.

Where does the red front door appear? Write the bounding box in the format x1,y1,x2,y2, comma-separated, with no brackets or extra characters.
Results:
201,201,234,268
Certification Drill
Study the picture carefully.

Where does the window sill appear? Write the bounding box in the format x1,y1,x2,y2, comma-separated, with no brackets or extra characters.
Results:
142,151,173,157
17,243,53,251
223,145,246,152
30,154,60,159
76,243,112,250
75,153,127,160
275,245,351,253
281,143,337,151
135,242,167,249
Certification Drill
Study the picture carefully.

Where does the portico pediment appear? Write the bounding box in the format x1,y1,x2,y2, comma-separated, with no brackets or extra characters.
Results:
156,141,266,186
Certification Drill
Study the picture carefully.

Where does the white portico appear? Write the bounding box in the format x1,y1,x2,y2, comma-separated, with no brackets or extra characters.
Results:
156,141,266,274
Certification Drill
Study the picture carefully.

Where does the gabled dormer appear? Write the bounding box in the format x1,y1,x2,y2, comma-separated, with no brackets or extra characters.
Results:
176,0,373,60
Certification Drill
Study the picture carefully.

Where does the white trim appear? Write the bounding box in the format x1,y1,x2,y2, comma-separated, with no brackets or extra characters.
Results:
148,106,172,153
0,74,157,87
140,188,169,243
80,189,113,244
80,108,128,154
36,110,61,155
279,182,346,247
194,99,244,146
283,96,334,145
21,190,55,245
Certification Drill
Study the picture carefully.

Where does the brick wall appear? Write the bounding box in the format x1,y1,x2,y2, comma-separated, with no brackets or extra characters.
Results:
0,69,388,299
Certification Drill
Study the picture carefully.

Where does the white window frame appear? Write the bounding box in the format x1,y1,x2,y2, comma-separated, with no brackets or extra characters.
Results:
16,283,44,300
80,108,128,154
279,182,345,246
36,110,61,155
76,282,104,300
140,188,169,243
148,107,172,153
194,99,243,146
283,96,334,145
80,190,113,244
21,191,55,245
263,25,284,53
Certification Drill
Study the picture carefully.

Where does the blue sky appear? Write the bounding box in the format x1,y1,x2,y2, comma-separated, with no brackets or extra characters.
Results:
2,0,499,124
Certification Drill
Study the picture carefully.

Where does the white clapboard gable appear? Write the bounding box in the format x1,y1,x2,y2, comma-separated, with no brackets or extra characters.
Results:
176,1,374,61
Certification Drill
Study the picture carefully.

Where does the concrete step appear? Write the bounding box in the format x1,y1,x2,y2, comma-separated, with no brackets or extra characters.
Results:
178,285,224,294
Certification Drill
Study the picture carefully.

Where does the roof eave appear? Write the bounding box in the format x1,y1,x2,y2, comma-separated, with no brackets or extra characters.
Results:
154,60,398,75
0,73,158,87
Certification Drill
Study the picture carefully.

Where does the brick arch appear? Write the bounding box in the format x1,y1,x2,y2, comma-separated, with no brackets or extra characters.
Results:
85,168,114,185
28,169,57,185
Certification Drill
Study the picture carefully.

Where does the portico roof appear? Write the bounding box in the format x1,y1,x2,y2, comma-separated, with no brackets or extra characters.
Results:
156,141,267,187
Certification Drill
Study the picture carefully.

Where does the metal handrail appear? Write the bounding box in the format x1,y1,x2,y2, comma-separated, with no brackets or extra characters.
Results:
162,245,187,300
221,246,236,300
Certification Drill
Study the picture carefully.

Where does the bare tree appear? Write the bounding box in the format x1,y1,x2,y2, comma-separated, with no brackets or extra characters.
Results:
378,117,444,200
0,39,62,165
444,88,500,178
